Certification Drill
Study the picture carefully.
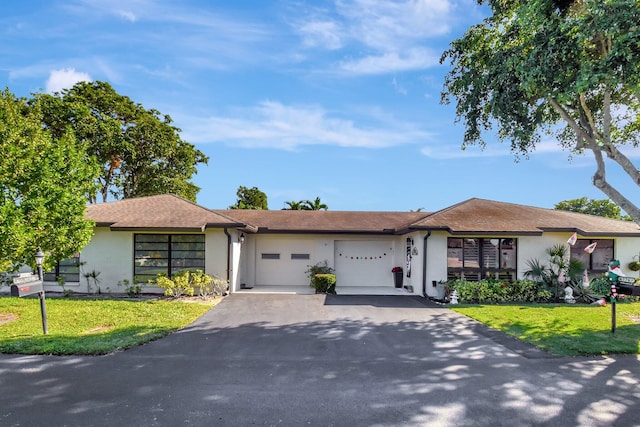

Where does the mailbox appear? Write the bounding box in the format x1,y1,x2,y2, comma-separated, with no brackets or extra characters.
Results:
10,281,44,297
616,276,640,296
10,274,44,297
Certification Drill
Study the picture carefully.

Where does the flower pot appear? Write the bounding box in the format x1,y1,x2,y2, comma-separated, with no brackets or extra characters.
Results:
628,261,640,271
393,271,403,288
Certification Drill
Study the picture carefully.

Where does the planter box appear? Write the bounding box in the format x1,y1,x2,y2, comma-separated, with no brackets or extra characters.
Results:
393,271,403,288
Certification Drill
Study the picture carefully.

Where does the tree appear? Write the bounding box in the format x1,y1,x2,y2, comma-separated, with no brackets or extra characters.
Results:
37,81,208,203
301,197,328,211
283,201,305,210
555,197,632,220
229,186,268,210
0,89,99,271
441,0,640,223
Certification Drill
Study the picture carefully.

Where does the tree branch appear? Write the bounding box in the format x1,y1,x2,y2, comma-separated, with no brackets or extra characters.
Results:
602,89,611,143
579,93,604,142
549,97,591,149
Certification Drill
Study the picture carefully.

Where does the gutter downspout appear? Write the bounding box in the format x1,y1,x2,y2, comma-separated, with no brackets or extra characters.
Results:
422,230,432,298
223,228,231,286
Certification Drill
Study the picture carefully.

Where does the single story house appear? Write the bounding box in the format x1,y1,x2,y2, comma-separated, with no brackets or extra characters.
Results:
40,194,640,298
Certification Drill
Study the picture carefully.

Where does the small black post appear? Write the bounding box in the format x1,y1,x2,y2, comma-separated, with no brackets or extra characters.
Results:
611,298,616,334
36,263,48,335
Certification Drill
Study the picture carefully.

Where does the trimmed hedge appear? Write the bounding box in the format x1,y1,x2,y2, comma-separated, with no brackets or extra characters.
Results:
448,279,553,304
312,274,336,294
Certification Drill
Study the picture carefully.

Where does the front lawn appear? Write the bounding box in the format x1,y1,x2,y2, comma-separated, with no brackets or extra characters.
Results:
0,296,217,355
450,302,640,356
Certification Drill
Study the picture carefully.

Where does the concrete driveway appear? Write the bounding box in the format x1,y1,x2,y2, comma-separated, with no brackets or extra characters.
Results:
0,294,639,426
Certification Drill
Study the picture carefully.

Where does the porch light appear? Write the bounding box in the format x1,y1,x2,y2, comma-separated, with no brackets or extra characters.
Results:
239,233,245,244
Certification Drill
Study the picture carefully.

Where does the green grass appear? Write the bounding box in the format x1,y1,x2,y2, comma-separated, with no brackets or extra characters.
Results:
0,296,215,355
450,302,640,356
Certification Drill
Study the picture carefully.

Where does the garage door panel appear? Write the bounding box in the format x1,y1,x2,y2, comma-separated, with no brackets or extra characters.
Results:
256,239,314,286
335,241,394,287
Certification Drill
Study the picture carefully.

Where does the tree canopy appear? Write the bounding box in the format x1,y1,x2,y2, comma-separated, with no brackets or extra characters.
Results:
283,197,329,210
0,89,99,271
229,186,268,210
37,81,208,203
555,197,632,220
441,0,640,223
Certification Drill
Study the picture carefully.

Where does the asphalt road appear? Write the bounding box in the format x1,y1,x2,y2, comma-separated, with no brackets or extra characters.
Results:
0,294,639,427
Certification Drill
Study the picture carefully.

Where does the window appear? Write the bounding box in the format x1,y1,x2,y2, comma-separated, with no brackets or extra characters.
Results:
447,238,517,281
134,234,205,282
570,239,613,274
261,253,280,260
291,253,310,260
44,257,80,283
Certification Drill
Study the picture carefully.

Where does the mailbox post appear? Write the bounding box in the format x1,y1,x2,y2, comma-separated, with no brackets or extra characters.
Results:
10,248,48,334
606,260,640,334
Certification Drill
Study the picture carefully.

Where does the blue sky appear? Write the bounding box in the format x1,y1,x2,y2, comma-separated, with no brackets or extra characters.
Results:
2,0,638,212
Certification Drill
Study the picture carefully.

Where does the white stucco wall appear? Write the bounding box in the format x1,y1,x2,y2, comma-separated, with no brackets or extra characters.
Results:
53,225,640,297
206,229,233,289
71,227,135,293
422,231,448,298
54,227,233,295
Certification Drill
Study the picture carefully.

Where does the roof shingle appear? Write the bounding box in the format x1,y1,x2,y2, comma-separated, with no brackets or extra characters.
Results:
215,209,431,234
411,198,640,236
86,194,242,231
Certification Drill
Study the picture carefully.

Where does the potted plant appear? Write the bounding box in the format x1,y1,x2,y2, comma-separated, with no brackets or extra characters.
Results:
392,266,403,288
628,255,640,272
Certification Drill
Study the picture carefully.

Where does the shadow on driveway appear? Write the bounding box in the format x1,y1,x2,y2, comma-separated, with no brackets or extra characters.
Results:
0,294,638,426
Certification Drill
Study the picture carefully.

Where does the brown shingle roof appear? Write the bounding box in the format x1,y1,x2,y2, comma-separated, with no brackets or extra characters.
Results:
84,195,640,236
411,198,640,236
86,194,243,231
215,209,431,234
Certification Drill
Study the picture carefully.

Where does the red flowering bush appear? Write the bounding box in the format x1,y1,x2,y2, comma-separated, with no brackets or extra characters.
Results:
391,266,403,273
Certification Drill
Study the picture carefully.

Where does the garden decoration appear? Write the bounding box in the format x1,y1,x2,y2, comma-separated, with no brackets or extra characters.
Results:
450,290,459,304
606,259,640,334
406,237,413,278
606,260,622,333
563,286,575,304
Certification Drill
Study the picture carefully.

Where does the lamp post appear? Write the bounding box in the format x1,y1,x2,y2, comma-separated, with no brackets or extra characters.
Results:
35,247,44,280
34,247,48,334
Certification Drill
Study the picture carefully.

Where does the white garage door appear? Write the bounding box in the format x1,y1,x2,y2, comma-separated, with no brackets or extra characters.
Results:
334,240,394,287
255,238,315,286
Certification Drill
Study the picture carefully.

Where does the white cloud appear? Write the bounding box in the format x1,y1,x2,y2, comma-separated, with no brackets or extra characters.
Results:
340,47,439,75
299,20,343,50
294,0,457,75
180,101,434,150
117,10,137,22
392,77,407,95
45,68,92,93
337,0,452,50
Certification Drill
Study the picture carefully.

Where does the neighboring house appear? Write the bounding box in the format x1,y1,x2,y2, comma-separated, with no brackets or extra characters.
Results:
40,195,640,298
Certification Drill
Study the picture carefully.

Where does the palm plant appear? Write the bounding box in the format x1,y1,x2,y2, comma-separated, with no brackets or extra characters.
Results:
282,201,304,210
301,197,328,211
525,244,588,302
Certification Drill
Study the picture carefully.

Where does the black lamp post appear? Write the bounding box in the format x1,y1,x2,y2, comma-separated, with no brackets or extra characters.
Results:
35,247,48,334
35,247,44,281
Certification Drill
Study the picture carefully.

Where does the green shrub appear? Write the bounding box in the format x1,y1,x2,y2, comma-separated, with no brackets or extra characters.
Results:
195,273,228,298
155,270,207,297
305,261,334,282
311,274,336,294
118,279,141,297
589,276,611,296
448,278,552,304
